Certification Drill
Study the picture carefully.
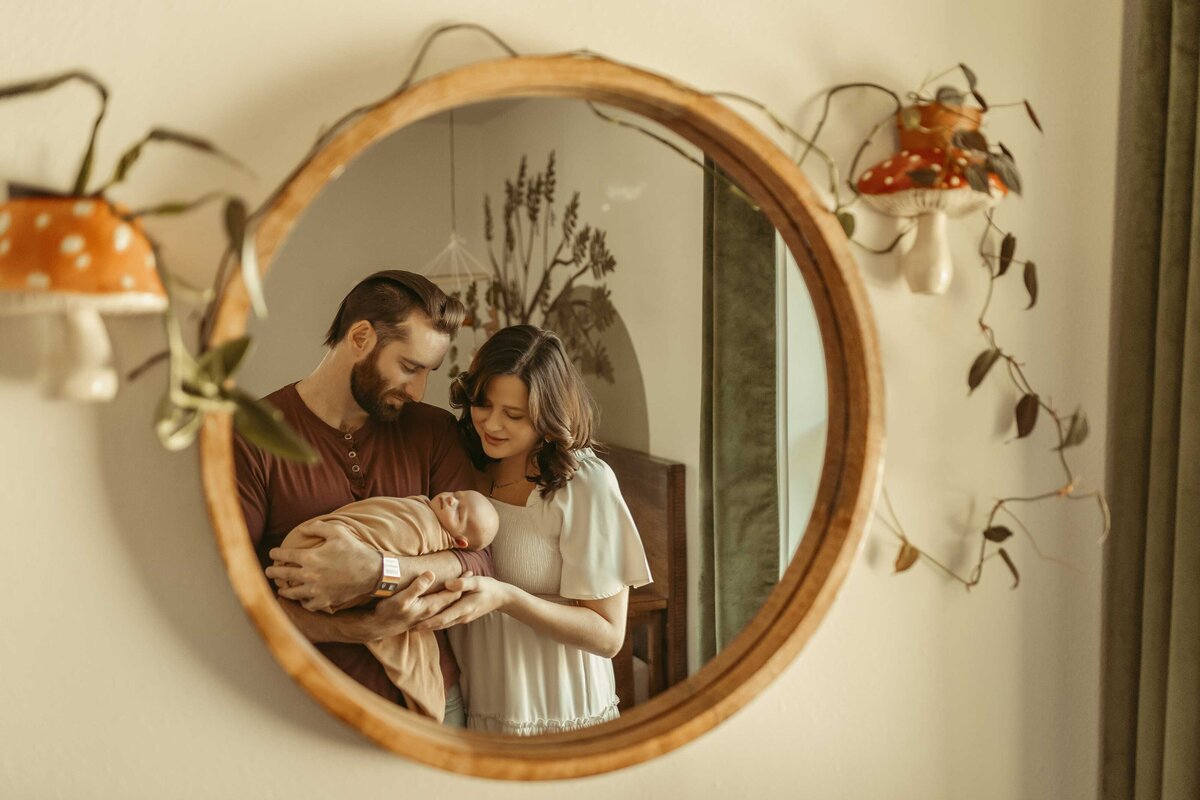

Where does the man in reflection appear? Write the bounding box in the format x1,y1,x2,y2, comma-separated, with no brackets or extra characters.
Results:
233,270,490,725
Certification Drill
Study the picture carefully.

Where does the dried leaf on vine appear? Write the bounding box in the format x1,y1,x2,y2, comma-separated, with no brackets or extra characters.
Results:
105,128,247,191
836,210,856,237
998,232,1017,276
998,141,1016,162
998,547,1021,588
1015,393,1040,438
936,86,965,105
952,130,989,153
1024,99,1044,132
968,348,1003,392
972,90,989,112
965,163,991,193
1024,260,1039,309
984,525,1013,543
987,152,1022,195
959,63,978,90
1055,408,1091,451
894,541,920,573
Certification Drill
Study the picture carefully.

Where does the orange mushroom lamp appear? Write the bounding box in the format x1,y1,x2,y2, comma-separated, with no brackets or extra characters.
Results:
857,104,1009,294
0,192,166,401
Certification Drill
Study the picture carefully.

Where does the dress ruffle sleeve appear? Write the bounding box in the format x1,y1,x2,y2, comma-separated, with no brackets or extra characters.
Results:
554,449,652,600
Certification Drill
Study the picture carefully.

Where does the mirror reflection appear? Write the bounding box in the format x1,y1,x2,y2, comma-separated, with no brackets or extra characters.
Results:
237,98,827,735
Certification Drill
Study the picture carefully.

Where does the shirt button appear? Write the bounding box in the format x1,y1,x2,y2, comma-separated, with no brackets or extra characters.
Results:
352,465,361,473
344,433,353,440
348,451,357,458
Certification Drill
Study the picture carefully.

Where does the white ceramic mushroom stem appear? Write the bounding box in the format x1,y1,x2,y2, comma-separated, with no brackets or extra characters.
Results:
901,211,953,295
47,307,118,401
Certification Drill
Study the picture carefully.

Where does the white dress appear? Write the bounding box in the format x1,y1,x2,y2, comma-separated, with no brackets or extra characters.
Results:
448,449,652,735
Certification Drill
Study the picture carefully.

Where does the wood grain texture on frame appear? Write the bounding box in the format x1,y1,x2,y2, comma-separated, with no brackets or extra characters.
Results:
199,54,884,780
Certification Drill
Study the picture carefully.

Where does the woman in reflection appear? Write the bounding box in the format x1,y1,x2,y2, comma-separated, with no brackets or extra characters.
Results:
413,324,651,735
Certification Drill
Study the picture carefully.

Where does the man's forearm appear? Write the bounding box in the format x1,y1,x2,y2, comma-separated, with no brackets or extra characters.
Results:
396,550,466,591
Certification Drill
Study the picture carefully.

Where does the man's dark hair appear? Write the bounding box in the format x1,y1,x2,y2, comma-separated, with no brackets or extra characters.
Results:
323,270,466,348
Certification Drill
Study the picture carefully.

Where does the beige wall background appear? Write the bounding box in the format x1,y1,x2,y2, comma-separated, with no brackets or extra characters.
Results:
0,1,1121,797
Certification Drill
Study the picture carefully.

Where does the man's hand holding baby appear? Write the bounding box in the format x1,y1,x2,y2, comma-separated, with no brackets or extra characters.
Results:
267,523,382,611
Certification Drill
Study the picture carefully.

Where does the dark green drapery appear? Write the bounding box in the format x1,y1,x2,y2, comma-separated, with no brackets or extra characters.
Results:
1102,0,1200,797
698,164,780,661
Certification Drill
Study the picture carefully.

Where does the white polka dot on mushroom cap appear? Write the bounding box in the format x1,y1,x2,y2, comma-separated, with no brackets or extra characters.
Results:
113,224,132,252
144,253,155,270
884,176,894,185
35,213,51,229
931,164,942,172
120,274,135,290
956,157,968,166
950,176,962,187
72,200,94,217
909,154,921,162
883,159,893,168
900,150,910,157
862,170,874,181
75,253,91,270
0,210,10,236
26,271,50,290
60,234,85,255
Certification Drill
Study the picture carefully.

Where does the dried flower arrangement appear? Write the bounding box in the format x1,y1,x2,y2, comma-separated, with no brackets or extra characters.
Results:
447,152,619,382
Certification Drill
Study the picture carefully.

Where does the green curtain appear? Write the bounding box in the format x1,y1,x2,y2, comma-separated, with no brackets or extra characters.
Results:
698,163,780,661
1102,0,1200,797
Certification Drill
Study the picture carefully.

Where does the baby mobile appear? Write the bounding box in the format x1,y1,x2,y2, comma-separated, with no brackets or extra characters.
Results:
415,110,494,373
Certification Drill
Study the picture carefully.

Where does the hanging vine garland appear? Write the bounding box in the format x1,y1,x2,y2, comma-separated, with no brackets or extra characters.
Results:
796,64,1109,588
43,23,1101,587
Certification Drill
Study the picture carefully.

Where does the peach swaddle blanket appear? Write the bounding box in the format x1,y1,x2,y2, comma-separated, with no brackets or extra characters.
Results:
280,496,455,720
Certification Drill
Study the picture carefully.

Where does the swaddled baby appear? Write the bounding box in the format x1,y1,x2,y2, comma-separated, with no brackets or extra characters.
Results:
276,490,499,721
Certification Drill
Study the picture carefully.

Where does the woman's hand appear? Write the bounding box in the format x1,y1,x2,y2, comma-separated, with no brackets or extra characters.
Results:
369,572,468,637
411,575,512,631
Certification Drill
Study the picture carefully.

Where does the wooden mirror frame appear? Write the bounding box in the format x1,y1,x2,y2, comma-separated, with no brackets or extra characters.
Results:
199,54,883,780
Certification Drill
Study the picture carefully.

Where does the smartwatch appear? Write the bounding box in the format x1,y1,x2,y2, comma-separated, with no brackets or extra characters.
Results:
372,553,403,598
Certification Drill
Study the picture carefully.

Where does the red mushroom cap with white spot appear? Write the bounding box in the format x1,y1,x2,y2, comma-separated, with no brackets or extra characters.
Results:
0,196,166,316
856,147,1008,217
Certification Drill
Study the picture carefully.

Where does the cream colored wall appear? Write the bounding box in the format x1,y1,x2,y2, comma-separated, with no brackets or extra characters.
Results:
0,1,1120,798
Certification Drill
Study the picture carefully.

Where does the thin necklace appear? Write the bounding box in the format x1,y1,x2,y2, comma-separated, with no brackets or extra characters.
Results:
489,476,525,496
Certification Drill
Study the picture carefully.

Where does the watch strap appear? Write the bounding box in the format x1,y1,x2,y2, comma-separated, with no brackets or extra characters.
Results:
371,554,403,598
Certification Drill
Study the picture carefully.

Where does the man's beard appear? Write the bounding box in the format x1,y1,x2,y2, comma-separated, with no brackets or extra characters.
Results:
350,354,408,423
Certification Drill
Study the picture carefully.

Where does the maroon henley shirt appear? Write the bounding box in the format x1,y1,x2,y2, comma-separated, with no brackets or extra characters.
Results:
233,382,492,704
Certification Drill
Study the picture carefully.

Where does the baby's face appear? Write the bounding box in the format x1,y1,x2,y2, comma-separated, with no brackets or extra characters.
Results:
431,490,499,549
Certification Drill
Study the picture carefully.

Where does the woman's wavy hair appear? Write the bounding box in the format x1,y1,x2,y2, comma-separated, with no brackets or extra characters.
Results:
450,325,596,498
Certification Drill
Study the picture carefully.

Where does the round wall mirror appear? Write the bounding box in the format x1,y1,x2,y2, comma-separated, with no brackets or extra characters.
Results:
199,55,883,779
